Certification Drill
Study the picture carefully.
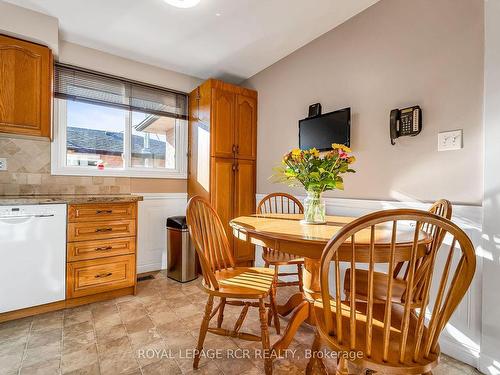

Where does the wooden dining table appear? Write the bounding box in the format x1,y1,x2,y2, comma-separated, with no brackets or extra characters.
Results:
229,213,431,355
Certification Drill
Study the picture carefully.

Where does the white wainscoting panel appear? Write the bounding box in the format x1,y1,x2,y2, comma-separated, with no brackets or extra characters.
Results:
255,194,483,368
137,193,188,274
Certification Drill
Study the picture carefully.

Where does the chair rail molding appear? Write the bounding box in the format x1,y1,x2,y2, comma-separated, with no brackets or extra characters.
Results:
136,193,188,274
256,193,483,368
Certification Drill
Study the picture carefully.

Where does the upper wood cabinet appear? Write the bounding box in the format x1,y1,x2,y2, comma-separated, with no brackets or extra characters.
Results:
211,88,236,158
0,35,52,138
188,79,257,265
235,94,257,160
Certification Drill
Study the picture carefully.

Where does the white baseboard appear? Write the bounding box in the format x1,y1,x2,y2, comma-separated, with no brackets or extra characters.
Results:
137,262,164,274
439,335,480,369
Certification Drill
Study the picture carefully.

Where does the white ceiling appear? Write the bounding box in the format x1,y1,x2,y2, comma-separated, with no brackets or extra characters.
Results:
5,0,378,83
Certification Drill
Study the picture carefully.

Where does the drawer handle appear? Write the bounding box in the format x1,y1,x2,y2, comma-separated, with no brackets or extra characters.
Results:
95,246,113,251
95,228,113,233
96,210,113,214
95,272,112,278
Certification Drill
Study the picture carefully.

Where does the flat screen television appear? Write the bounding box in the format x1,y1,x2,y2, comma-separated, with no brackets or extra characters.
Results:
298,107,350,151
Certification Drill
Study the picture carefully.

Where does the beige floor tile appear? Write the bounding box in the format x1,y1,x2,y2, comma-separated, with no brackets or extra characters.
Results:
124,316,155,334
64,311,93,328
23,341,61,367
149,309,178,326
19,358,61,375
61,344,98,374
97,336,133,357
62,363,100,375
63,322,93,339
93,313,122,330
95,322,127,344
31,311,64,332
140,358,182,375
98,350,139,375
0,341,25,375
27,328,62,349
62,331,95,355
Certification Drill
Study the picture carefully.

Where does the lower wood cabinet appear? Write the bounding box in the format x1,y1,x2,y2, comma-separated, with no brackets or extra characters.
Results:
67,237,136,262
67,255,136,299
67,219,136,242
211,157,256,265
66,202,138,303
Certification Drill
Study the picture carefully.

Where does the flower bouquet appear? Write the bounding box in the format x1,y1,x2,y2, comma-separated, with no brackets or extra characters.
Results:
271,144,356,224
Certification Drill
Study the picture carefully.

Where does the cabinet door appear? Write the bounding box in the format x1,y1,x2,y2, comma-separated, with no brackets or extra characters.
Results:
211,88,235,158
0,35,51,138
233,159,256,263
210,157,235,248
235,94,257,160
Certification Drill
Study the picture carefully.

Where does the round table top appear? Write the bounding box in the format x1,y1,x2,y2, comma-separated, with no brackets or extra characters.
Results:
230,213,431,262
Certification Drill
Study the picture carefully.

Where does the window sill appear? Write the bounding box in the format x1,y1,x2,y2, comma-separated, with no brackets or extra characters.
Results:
51,166,187,179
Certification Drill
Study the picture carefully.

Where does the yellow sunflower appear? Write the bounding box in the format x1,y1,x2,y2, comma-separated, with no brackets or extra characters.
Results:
309,148,320,157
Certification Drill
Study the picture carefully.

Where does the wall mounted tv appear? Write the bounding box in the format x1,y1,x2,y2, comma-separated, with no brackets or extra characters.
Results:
298,107,350,151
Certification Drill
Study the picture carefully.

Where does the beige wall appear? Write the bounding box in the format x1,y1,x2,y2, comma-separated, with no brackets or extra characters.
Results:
244,0,484,205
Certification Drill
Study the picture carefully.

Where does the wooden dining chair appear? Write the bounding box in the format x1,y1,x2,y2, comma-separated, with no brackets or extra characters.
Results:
186,196,276,374
307,209,476,374
257,192,305,334
344,199,452,307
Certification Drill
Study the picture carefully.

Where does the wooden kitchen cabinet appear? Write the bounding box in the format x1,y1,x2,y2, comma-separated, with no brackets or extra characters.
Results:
188,79,257,265
233,159,256,264
211,157,236,242
66,202,138,302
235,94,257,160
211,88,236,158
0,34,52,138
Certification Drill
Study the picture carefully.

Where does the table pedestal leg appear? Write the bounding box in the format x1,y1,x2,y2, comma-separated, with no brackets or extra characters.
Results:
272,258,324,365
277,293,303,316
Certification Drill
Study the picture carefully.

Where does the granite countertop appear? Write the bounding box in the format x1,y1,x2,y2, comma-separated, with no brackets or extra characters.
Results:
0,195,144,206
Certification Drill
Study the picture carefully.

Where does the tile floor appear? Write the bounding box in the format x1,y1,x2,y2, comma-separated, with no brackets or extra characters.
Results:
0,271,481,375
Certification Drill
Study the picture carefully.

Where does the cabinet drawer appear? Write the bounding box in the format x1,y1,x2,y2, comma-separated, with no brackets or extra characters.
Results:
68,203,136,222
67,255,136,298
67,237,136,262
68,220,136,242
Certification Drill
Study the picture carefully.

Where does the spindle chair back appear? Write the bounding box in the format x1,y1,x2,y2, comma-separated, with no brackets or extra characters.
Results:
316,209,475,374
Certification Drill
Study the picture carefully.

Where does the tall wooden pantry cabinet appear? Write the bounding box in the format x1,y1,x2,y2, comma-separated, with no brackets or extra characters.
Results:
188,79,257,266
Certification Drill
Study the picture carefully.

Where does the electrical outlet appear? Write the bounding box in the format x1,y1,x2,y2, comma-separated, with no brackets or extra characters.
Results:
0,158,7,171
438,130,463,151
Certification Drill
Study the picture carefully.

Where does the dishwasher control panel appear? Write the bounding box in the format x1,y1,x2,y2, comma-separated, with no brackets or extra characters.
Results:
0,205,64,218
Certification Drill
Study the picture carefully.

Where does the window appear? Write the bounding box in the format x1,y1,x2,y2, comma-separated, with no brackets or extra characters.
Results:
51,64,188,178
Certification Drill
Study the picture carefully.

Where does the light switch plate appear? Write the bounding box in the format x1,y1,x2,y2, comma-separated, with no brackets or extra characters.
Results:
0,158,6,171
438,130,463,151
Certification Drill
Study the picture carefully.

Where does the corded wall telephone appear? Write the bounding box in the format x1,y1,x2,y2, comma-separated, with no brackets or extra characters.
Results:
390,105,422,145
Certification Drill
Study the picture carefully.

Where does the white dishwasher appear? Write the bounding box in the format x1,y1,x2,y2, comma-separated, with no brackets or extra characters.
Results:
0,204,66,313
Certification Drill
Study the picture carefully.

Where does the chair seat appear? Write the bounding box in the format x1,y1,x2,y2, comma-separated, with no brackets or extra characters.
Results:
202,267,275,299
344,268,409,305
262,250,304,266
313,298,439,374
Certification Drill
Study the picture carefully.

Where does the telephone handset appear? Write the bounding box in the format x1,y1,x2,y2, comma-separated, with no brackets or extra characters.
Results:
390,105,422,145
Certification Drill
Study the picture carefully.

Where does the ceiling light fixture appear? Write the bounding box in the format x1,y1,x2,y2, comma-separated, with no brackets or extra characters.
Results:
163,0,201,8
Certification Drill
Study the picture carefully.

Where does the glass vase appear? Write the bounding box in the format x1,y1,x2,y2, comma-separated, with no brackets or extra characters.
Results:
302,191,326,224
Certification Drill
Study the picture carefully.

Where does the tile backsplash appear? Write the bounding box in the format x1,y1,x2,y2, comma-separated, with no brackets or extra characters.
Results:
0,137,131,195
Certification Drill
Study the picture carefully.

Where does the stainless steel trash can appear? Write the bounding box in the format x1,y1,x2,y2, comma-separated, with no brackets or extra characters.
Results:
166,216,197,283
